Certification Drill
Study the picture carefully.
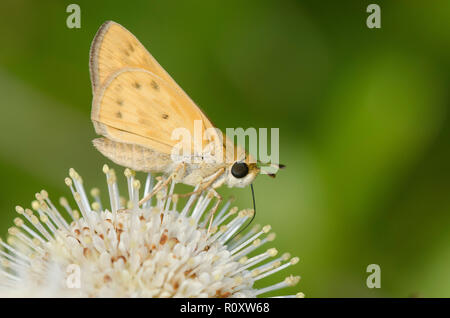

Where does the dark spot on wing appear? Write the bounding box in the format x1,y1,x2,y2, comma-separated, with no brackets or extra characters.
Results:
150,80,159,91
123,49,130,57
133,82,141,89
128,43,135,52
116,111,122,118
142,55,150,64
116,99,124,106
162,114,169,119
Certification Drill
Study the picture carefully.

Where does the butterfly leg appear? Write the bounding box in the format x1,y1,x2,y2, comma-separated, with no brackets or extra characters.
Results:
178,167,226,198
138,163,186,206
205,189,222,235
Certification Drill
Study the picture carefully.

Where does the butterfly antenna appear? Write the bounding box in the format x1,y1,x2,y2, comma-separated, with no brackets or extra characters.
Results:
229,184,257,241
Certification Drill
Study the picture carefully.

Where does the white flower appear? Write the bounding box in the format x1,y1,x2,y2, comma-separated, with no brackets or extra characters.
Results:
0,166,302,298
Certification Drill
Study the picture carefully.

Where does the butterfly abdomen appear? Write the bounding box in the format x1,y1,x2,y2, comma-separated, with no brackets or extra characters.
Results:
92,137,171,173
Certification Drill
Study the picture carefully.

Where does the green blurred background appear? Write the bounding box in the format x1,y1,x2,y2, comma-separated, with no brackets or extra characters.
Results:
0,0,449,297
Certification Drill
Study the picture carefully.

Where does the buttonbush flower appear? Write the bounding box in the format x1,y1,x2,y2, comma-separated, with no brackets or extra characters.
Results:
0,166,302,298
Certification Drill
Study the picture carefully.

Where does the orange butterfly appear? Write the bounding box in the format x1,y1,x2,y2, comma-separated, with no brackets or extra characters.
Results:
89,21,281,224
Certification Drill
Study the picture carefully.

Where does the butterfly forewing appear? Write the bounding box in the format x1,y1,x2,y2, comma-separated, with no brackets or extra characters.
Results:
90,21,248,168
90,21,215,128
90,21,167,91
93,67,212,155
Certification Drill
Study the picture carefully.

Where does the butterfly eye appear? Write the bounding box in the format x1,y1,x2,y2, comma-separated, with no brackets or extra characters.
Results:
231,162,249,179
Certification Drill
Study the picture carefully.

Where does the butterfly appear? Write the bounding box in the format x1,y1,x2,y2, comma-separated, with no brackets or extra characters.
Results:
89,21,281,224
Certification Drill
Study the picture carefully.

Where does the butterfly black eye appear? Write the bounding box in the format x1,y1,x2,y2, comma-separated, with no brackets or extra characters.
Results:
231,162,249,179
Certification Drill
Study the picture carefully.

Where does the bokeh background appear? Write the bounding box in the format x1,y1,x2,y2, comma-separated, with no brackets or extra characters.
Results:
0,0,449,297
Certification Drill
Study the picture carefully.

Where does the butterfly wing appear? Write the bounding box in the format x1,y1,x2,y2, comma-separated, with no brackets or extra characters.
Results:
93,67,213,155
90,21,215,129
90,21,226,159
90,21,171,91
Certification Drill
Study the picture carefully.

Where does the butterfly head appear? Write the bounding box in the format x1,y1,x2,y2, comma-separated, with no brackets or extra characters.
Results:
225,160,260,188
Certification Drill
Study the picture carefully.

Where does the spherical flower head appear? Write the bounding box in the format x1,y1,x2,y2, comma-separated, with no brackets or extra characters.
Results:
0,166,302,298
